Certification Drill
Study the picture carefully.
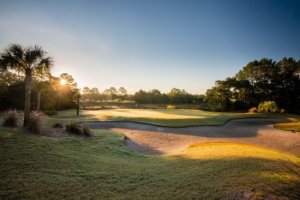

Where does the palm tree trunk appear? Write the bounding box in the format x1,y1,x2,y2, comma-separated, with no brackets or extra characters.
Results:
37,90,41,111
24,70,32,127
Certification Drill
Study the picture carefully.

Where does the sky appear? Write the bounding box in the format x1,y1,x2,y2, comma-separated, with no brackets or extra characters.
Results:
0,0,299,94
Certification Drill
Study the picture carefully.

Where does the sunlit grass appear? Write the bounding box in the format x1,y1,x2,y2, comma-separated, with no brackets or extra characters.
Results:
48,109,258,127
274,121,300,132
1,127,299,199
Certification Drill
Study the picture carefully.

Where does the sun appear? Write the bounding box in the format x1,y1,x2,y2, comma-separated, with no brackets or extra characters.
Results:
60,79,67,85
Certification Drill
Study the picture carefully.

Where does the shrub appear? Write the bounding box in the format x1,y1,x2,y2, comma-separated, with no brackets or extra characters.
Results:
52,122,63,128
166,105,176,109
2,110,20,127
45,110,58,116
66,122,91,137
248,107,257,113
280,109,286,114
257,101,279,113
28,111,45,134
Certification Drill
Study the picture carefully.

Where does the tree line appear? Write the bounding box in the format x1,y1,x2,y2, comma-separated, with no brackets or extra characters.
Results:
81,87,204,104
204,57,300,113
0,44,79,127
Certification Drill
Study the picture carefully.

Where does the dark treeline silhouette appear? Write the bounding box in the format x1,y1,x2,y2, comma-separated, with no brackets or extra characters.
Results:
81,87,204,104
204,57,300,113
0,70,78,112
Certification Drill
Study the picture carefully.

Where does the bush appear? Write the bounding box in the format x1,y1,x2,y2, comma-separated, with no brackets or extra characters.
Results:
52,122,63,128
66,122,91,137
280,109,286,114
257,101,279,113
44,110,58,116
248,107,257,113
28,111,45,134
2,110,21,127
166,105,176,109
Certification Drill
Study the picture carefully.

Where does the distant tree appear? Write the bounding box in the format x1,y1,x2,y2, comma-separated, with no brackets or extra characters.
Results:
118,87,127,101
0,44,53,126
104,87,118,100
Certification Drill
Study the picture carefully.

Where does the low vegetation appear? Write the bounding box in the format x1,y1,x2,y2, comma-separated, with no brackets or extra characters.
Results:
27,111,45,134
66,122,91,136
2,110,20,127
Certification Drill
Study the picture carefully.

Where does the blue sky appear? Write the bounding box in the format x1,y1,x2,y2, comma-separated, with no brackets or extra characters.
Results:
0,0,299,94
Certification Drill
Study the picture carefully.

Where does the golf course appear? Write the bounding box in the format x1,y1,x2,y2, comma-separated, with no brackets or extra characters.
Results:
1,1,300,199
1,109,300,199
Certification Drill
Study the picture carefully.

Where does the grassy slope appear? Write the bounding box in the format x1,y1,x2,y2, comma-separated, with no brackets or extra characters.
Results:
1,128,300,199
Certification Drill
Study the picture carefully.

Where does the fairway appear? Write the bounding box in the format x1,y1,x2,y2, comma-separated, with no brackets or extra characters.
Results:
49,108,259,127
1,127,300,199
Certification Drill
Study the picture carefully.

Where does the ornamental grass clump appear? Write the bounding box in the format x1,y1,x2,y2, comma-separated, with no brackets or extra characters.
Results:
2,110,21,127
66,122,91,137
27,111,45,134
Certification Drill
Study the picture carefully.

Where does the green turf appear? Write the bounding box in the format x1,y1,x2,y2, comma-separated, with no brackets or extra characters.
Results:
1,127,300,199
274,121,300,132
47,109,259,127
46,108,300,127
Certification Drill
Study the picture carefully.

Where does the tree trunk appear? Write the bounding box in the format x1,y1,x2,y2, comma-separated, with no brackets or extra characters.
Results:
37,90,41,111
24,70,32,127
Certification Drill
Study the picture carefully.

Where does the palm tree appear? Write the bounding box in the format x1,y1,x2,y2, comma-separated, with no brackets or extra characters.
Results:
0,44,53,126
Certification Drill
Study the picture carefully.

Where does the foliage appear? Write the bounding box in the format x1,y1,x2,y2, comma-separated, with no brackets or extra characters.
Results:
257,101,279,113
166,104,176,109
205,57,300,113
0,71,78,112
66,122,91,136
2,110,21,127
27,111,45,134
0,44,53,126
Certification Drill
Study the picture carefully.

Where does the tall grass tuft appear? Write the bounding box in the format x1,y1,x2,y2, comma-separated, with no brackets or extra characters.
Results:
66,122,91,137
2,110,21,127
27,111,45,134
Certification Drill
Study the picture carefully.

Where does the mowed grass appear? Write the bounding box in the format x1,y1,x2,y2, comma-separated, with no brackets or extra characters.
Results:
274,122,300,132
48,109,260,127
1,127,300,199
47,108,300,127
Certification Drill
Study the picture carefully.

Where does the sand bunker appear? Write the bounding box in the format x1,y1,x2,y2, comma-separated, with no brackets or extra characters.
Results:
84,118,300,156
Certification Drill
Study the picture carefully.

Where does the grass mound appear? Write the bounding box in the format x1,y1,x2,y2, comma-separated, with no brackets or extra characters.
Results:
0,128,299,199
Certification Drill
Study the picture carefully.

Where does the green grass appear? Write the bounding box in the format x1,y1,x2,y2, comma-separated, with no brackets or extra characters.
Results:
274,121,300,132
47,109,259,127
1,127,300,199
47,108,300,127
